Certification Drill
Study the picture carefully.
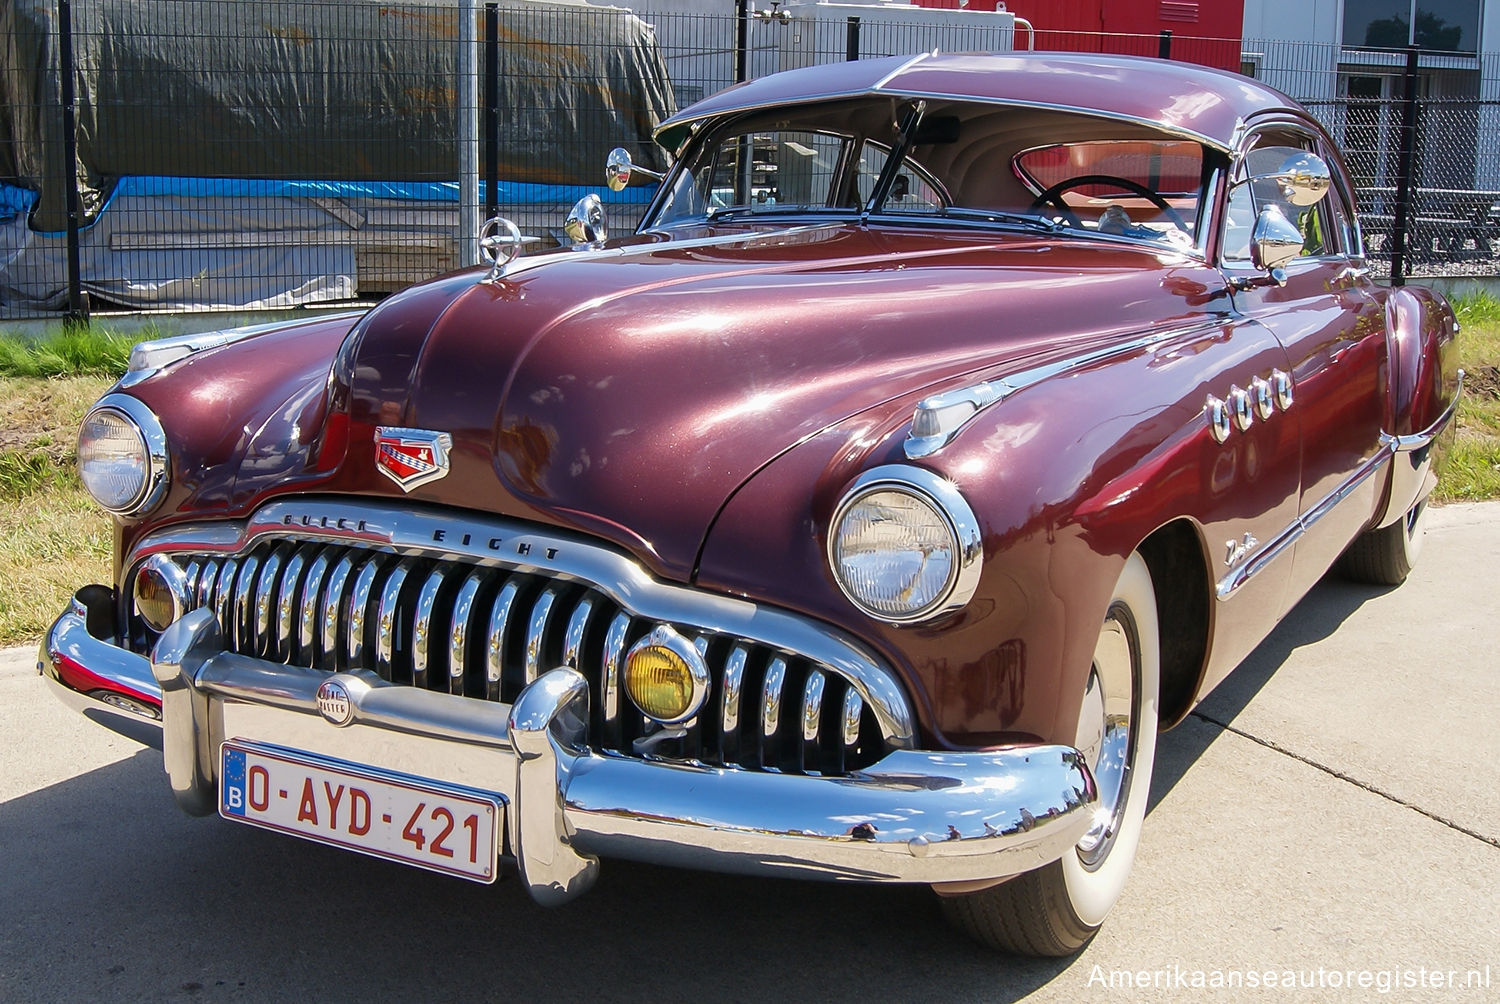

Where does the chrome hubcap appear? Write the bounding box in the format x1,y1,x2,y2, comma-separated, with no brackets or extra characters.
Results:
1075,605,1138,869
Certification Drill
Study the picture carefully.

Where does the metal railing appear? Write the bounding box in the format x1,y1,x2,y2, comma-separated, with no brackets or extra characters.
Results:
2,3,1496,318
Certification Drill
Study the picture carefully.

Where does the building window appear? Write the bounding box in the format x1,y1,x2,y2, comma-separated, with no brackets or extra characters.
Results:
1343,1,1481,53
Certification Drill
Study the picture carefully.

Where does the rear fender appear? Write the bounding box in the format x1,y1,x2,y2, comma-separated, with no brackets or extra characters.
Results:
1374,286,1460,527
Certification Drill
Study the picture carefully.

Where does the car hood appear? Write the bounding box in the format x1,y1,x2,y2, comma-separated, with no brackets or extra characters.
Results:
338,223,1212,580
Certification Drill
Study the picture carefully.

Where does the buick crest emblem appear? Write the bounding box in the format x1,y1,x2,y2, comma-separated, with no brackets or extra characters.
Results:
375,426,453,492
316,679,354,727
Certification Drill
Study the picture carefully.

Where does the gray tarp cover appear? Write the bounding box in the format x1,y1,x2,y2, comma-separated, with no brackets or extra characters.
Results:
0,0,676,232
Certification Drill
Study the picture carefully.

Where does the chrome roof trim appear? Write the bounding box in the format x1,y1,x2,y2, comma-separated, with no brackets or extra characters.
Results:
128,497,918,748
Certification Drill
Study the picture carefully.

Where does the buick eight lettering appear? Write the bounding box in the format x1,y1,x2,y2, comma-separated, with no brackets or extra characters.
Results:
42,52,1461,955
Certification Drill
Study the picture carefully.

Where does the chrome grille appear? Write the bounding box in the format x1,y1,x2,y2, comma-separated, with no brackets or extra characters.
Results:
144,538,894,775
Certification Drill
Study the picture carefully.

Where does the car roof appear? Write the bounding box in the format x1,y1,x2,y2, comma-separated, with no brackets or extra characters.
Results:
654,51,1301,154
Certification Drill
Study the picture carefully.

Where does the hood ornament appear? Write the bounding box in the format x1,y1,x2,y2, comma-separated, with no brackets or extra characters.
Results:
375,427,454,492
478,216,525,281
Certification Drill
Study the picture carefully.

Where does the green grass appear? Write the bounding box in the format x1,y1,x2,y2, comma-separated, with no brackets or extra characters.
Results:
1436,294,1500,502
0,322,161,378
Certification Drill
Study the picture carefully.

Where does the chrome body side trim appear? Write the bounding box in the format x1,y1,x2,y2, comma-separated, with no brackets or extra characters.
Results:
42,604,1099,900
1217,371,1461,599
1373,369,1464,529
904,322,1214,459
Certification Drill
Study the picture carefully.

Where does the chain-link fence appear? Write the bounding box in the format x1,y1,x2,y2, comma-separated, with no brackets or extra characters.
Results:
1,2,1496,317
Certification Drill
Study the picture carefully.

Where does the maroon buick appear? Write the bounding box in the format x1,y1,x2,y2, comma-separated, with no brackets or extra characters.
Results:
42,52,1461,955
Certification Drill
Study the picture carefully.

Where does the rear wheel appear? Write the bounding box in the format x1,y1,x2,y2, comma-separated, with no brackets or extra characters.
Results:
1338,496,1427,586
940,552,1160,956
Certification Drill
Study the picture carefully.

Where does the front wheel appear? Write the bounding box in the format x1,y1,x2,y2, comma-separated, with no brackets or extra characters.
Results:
939,552,1160,956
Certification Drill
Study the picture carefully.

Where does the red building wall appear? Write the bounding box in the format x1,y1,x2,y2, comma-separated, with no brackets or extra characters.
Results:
908,0,1245,72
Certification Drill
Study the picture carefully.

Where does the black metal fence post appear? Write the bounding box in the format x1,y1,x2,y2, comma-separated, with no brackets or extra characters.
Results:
846,17,860,61
1158,30,1172,60
735,0,749,83
1390,45,1421,287
57,0,87,321
484,1,499,222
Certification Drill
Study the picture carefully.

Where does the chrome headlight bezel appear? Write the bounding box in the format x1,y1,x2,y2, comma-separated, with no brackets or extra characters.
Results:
826,465,983,625
77,393,170,516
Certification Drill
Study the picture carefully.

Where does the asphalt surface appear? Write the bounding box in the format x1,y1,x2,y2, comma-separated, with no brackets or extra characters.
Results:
2,503,1496,1002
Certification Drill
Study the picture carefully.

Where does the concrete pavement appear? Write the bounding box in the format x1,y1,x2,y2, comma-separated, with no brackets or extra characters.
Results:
1,503,1496,1002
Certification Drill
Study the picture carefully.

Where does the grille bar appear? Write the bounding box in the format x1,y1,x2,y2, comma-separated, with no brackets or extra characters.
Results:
135,538,897,776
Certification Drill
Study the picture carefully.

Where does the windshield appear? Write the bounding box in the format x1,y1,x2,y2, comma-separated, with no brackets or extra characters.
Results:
647,99,1213,252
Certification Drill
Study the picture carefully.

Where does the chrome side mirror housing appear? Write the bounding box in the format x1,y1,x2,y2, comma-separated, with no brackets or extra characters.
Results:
565,194,607,247
606,148,633,192
1248,149,1332,207
1249,204,1305,273
605,147,664,192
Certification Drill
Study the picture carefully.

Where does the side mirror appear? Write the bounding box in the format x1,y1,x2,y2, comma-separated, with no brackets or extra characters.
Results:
565,194,607,246
1247,149,1332,207
1249,204,1304,274
605,147,664,192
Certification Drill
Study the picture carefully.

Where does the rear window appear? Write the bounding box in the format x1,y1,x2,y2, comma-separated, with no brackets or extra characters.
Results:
1016,141,1205,199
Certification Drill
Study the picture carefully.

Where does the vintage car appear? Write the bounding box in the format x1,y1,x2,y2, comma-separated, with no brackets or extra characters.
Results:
43,52,1461,955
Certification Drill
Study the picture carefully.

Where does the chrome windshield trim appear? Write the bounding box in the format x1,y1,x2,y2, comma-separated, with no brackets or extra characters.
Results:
905,319,1218,460
129,499,917,747
656,89,1228,155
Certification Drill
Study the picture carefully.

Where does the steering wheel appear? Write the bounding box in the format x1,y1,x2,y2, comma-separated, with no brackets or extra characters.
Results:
1029,174,1189,233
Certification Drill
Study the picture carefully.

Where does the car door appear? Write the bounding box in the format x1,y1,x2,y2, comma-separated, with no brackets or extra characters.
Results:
1221,122,1388,610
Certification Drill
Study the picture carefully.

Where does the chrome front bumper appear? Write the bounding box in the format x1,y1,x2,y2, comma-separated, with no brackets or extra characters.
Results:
42,600,1100,905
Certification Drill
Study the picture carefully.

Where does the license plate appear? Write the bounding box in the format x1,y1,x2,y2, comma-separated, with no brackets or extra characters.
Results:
219,741,501,883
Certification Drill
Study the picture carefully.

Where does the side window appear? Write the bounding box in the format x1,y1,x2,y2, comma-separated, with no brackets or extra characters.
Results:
855,141,944,213
1225,129,1342,264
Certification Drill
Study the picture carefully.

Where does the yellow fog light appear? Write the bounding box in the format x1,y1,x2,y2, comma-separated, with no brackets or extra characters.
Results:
132,555,188,632
623,625,710,725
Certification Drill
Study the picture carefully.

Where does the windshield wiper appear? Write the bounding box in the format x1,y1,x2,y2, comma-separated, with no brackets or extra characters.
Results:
865,100,927,219
706,204,830,221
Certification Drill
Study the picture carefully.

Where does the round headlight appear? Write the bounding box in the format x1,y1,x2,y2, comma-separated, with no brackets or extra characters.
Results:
828,467,982,624
77,395,168,515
